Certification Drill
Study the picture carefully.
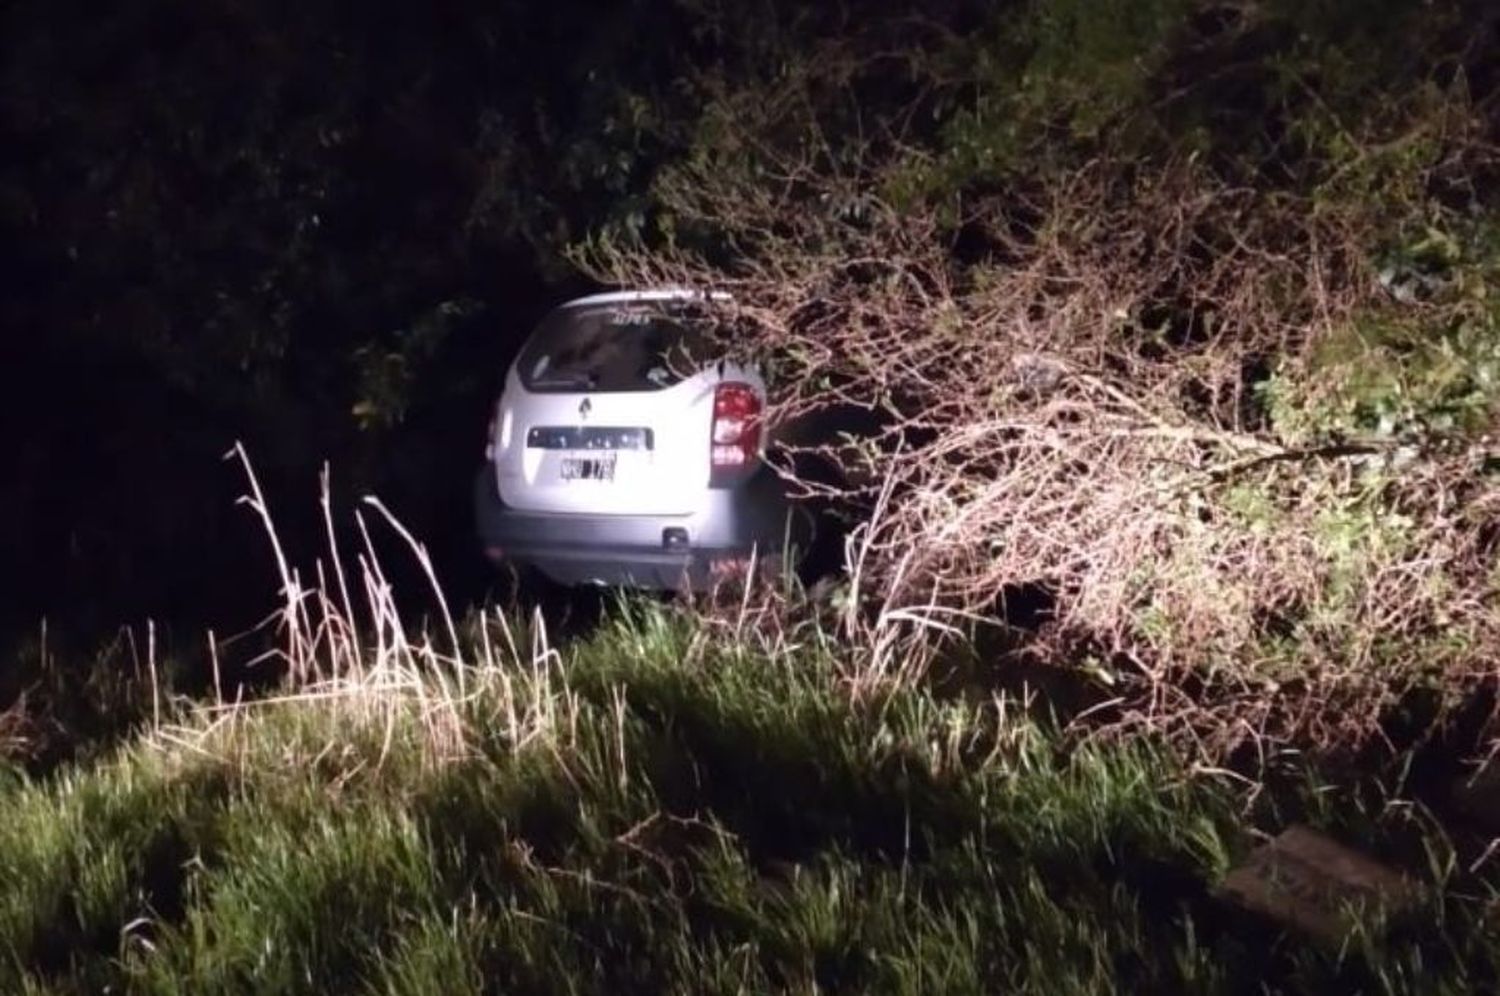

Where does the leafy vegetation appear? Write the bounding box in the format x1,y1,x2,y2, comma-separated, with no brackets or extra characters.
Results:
7,0,1495,756
585,0,1500,753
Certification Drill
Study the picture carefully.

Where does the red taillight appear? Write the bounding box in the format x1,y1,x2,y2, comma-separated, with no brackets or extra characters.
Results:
710,382,761,486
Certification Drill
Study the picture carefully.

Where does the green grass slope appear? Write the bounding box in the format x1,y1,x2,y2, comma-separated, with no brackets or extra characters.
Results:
2,601,1497,995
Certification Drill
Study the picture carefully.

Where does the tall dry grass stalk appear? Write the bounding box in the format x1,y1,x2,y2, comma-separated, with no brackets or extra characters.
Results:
146,445,587,773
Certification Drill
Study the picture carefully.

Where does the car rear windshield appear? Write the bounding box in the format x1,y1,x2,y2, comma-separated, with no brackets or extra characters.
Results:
517,303,718,393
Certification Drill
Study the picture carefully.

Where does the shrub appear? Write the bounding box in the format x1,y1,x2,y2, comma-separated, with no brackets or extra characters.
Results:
578,0,1500,751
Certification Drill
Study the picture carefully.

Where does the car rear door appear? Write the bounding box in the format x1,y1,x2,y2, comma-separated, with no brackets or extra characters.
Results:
491,303,758,516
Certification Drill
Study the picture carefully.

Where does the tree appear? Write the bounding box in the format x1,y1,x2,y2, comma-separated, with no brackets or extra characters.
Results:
583,0,1500,749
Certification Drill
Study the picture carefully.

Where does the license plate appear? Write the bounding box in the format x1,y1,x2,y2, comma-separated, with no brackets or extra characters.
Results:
560,454,617,481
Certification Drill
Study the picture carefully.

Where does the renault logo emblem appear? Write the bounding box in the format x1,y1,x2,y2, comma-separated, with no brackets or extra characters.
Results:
578,398,592,420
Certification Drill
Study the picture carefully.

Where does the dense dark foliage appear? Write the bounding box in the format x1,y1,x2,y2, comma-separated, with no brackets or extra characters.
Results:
0,0,757,641
3,0,1496,718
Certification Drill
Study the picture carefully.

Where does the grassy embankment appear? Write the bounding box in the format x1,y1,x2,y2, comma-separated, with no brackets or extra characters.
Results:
3,565,1499,994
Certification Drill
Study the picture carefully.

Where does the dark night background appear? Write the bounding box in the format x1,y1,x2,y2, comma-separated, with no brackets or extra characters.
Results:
0,0,785,650
2,0,1493,656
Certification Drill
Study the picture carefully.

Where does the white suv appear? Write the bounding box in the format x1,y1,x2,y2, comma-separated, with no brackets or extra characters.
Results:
475,289,812,587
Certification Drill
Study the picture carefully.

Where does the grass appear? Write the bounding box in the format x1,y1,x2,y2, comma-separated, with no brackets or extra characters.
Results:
2,599,1498,995
3,453,1498,994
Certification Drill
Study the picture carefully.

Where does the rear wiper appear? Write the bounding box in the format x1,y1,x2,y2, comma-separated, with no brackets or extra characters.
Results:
532,372,597,389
